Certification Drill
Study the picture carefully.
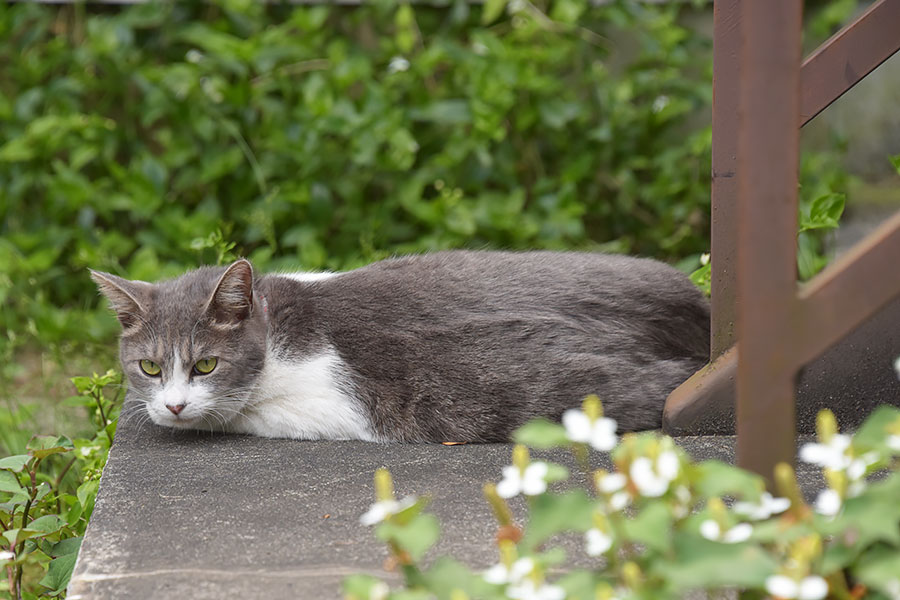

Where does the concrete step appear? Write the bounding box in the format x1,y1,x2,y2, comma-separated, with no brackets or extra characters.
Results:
67,418,823,600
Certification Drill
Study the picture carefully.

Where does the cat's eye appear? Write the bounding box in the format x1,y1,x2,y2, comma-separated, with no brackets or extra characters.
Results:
193,357,218,375
139,360,161,376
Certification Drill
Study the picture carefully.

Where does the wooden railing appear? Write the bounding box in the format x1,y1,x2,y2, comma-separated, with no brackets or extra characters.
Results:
663,0,900,481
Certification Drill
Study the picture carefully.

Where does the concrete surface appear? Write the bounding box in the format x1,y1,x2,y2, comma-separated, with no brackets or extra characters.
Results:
68,415,823,600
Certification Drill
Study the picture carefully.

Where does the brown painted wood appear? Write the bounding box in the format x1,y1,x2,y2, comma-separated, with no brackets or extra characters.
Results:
734,0,803,481
710,0,742,360
801,0,900,126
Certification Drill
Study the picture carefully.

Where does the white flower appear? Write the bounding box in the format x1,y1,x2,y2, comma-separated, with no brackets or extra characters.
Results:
765,574,828,600
799,434,852,470
883,579,900,600
652,95,670,114
596,472,626,494
359,496,417,525
585,528,613,556
562,409,617,451
894,355,900,380
370,581,390,600
0,550,13,562
472,41,489,56
733,492,791,520
629,451,680,498
497,462,549,499
388,56,410,73
700,252,710,266
699,520,752,543
609,491,630,512
483,557,535,585
506,579,566,600
185,49,204,64
888,434,900,452
814,489,842,517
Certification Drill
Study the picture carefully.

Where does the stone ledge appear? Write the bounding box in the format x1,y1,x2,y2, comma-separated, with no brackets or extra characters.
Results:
68,417,825,600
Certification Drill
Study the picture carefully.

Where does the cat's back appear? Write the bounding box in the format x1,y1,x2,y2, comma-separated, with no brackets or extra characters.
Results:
326,250,704,310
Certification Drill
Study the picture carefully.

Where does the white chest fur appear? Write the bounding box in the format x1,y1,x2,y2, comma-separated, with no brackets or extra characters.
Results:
228,346,378,441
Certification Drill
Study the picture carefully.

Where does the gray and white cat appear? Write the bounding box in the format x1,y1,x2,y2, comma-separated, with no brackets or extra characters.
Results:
91,251,709,442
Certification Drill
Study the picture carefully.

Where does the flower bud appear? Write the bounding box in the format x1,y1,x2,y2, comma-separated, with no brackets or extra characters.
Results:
816,409,838,444
374,468,394,502
583,395,603,420
622,561,642,589
483,483,513,527
512,444,530,471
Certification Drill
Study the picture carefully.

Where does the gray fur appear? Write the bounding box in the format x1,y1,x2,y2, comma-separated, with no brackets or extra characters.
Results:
93,251,710,442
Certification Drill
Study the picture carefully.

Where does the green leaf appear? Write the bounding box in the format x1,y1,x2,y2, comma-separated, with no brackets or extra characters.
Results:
798,193,844,233
0,455,31,473
39,552,78,595
689,262,711,296
342,574,385,600
653,532,777,591
852,404,900,449
3,527,44,546
622,501,672,553
0,470,23,494
692,460,765,500
543,462,569,483
512,419,570,449
853,544,900,598
390,497,430,527
482,0,507,25
28,435,74,459
409,100,472,125
550,0,585,24
28,514,64,534
890,154,900,174
49,536,82,557
522,490,594,551
422,557,492,600
376,513,440,561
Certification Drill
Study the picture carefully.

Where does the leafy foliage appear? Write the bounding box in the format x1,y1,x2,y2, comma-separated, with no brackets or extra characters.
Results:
1,371,121,599
0,0,848,361
350,403,900,600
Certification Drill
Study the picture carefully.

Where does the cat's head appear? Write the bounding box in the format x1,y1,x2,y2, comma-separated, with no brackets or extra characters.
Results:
91,259,267,430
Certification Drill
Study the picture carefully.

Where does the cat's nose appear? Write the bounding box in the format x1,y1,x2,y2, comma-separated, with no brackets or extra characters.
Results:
166,403,186,415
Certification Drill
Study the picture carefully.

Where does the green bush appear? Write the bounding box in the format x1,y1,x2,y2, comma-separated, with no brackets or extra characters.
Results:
2,0,712,362
1,371,121,599
0,0,854,362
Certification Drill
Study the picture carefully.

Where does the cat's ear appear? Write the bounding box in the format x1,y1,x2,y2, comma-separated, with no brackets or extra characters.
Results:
90,270,152,332
206,259,255,327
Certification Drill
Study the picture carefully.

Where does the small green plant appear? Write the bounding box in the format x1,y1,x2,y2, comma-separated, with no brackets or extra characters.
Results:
1,370,122,599
347,398,900,600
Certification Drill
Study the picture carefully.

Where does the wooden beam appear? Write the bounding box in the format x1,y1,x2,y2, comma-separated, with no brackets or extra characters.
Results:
800,0,900,126
734,0,803,481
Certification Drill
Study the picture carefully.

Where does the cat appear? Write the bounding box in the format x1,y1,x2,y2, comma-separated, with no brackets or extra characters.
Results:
91,251,710,442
